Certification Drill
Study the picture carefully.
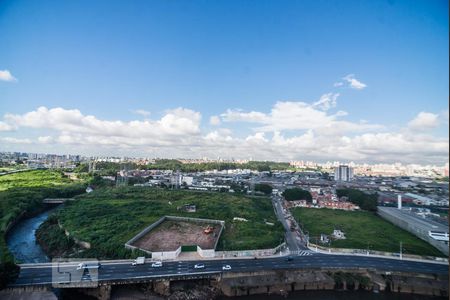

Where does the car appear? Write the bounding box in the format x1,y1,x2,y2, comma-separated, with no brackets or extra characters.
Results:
76,262,101,270
286,256,294,262
151,261,163,267
222,264,231,270
194,263,205,269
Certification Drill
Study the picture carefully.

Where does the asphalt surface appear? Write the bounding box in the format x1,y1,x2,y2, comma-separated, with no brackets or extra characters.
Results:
378,207,448,232
271,195,307,251
12,253,448,287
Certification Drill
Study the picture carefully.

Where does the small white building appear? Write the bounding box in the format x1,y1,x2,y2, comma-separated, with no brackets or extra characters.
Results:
332,229,346,239
320,234,329,244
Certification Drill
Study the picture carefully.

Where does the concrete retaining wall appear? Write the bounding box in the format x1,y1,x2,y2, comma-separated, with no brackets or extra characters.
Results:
152,246,182,260
215,242,286,258
377,208,448,256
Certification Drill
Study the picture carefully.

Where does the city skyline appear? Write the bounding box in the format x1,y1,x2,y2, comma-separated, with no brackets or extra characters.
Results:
0,0,448,164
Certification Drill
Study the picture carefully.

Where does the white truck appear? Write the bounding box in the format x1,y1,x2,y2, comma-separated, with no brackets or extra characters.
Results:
132,257,145,266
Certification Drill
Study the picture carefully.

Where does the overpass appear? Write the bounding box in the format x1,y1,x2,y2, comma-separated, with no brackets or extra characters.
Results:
42,198,75,204
11,253,448,288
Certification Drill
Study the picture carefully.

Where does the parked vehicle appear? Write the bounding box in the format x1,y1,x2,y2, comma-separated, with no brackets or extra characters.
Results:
132,257,145,266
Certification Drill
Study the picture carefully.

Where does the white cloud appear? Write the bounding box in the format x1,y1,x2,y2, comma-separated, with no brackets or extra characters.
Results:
0,137,31,144
131,109,151,117
0,105,447,165
408,112,440,130
1,106,202,147
0,121,15,131
342,74,367,90
313,93,339,111
221,109,268,123
209,115,221,126
0,70,17,82
222,100,382,133
37,136,54,144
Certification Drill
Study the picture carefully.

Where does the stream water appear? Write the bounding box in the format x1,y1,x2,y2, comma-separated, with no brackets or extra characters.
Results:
6,207,58,263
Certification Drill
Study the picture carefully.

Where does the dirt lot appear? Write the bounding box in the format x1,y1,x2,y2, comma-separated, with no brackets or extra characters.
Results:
131,220,222,251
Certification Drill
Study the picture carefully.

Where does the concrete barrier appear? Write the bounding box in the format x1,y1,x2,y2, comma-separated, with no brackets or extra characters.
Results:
377,207,449,256
152,246,182,260
197,246,215,258
215,242,286,258
308,242,448,264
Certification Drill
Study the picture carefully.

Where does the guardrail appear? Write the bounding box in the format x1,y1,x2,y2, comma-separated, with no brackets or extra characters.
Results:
308,242,448,264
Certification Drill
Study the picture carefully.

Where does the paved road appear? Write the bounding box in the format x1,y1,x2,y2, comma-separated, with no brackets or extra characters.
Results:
271,195,307,251
12,253,448,287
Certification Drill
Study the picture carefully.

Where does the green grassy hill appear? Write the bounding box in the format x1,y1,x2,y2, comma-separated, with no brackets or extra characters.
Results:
291,207,445,257
55,187,284,259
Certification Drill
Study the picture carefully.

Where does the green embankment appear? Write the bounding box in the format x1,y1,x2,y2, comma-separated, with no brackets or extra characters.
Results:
55,187,284,259
291,207,445,257
0,170,87,288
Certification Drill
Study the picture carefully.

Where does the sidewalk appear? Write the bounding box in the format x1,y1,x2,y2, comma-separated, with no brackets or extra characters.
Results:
308,245,449,265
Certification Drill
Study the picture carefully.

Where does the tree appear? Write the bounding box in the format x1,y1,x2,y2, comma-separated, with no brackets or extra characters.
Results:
282,188,312,202
336,188,377,211
254,183,273,195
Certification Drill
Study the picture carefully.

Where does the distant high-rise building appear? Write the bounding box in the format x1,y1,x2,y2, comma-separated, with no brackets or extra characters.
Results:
334,165,354,181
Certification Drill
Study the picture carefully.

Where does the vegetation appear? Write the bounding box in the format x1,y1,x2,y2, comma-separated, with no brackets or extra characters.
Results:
336,188,377,211
0,170,87,288
49,186,284,259
75,159,290,174
254,183,273,195
36,215,76,257
282,188,312,202
292,207,444,257
0,169,74,191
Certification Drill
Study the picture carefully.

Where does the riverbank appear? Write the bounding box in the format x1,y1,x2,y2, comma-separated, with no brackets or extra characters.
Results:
35,213,80,259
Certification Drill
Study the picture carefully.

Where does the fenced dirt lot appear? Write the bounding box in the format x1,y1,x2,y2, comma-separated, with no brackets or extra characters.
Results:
131,220,222,251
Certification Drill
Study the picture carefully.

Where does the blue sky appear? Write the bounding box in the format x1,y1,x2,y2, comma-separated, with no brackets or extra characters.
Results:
0,0,448,164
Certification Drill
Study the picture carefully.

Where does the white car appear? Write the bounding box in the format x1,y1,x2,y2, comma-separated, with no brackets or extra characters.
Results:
151,261,163,267
194,263,205,269
222,264,231,271
76,262,101,270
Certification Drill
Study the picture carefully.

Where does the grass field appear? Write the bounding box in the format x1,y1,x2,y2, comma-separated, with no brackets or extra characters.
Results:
55,187,284,259
0,169,73,191
291,207,445,257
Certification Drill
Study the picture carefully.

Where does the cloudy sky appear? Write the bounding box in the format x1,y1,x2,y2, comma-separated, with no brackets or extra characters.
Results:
0,0,448,164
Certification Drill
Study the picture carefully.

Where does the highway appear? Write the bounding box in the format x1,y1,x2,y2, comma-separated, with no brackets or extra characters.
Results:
12,253,448,287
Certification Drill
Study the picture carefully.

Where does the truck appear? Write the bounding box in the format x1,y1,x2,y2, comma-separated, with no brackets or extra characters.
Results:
132,257,145,266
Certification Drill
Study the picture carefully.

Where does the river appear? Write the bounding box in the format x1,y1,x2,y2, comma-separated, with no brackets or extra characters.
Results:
218,290,445,300
6,207,58,263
